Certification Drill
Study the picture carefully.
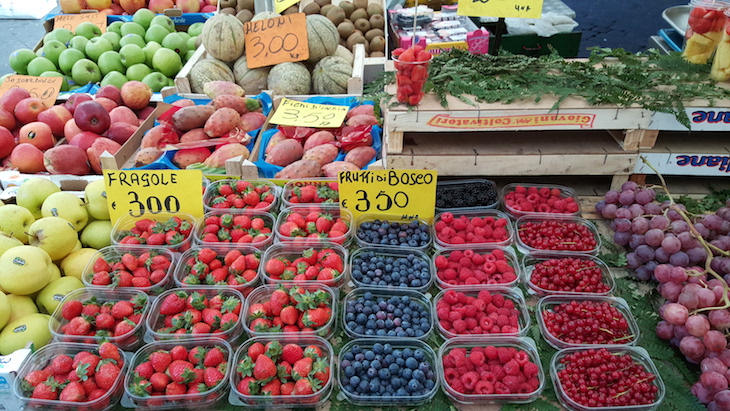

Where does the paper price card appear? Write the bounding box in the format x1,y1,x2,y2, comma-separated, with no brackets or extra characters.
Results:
269,98,349,128
338,170,437,223
103,169,204,225
244,13,309,69
275,0,301,14
54,13,107,33
458,0,543,18
0,75,62,108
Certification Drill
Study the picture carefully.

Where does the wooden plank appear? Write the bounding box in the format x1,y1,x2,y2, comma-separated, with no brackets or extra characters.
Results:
174,44,206,94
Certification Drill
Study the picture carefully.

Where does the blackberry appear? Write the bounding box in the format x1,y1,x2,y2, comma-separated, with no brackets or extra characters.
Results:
436,181,498,209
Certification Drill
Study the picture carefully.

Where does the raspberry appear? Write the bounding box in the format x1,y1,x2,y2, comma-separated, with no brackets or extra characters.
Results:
443,290,459,305
444,367,459,382
464,317,477,330
496,315,511,327
497,347,513,364
480,371,496,384
519,383,536,394
448,311,462,322
442,268,458,280
469,350,485,366
461,371,479,390
491,294,505,308
471,253,485,265
484,346,498,360
448,250,464,262
450,348,467,359
437,308,450,321
449,378,466,393
463,305,477,318
494,382,510,394
514,351,530,366
458,257,473,268
503,375,521,391
452,319,467,334
503,359,521,376
474,380,494,394
523,362,539,378
434,255,449,269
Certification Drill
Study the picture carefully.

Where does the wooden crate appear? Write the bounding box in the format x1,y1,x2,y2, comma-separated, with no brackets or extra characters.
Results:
175,43,367,97
381,129,637,190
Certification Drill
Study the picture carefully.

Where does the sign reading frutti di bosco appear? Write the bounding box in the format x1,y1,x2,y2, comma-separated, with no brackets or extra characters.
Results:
426,113,596,129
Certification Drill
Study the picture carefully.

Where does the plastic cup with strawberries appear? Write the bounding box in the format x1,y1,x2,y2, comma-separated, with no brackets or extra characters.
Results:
259,242,349,289
111,211,196,253
173,245,261,297
193,210,275,249
81,246,176,296
274,205,353,246
203,178,279,213
683,0,730,64
393,45,433,106
281,178,339,207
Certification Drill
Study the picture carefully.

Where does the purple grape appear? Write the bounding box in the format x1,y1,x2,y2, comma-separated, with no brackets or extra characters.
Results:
721,258,730,274
667,209,684,221
635,244,656,263
645,228,665,247
613,231,631,246
619,190,636,206
662,235,682,254
671,220,690,234
717,207,730,221
628,203,645,218
614,218,631,232
595,200,607,214
713,390,730,408
604,190,620,204
634,266,651,280
650,215,670,230
621,181,638,191
704,215,725,231
644,202,662,215
670,265,689,282
678,231,700,250
655,247,670,263
687,247,709,265
631,217,650,234
670,251,690,267
644,260,658,274
615,207,632,219
626,252,641,269
654,264,672,282
656,320,674,339
629,234,647,249
695,223,711,239
720,221,730,235
601,203,618,219
635,188,656,205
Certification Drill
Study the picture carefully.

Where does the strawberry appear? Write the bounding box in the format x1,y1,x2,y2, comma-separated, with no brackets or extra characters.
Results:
165,382,187,395
95,361,121,390
59,381,86,402
265,259,287,277
23,369,52,388
167,360,195,384
237,376,259,395
111,300,134,320
303,346,323,358
51,355,73,375
302,308,330,328
203,367,225,388
159,291,188,315
319,252,343,272
188,346,207,365
268,289,290,316
253,354,277,380
31,379,59,400
150,372,171,392
292,377,319,395
113,319,136,336
204,347,226,368
280,306,300,326
134,362,154,380
314,215,333,233
146,233,166,246
149,351,172,373
292,357,313,380
61,300,83,321
247,343,266,362
281,344,304,365
312,358,330,383
261,378,281,395
170,345,189,361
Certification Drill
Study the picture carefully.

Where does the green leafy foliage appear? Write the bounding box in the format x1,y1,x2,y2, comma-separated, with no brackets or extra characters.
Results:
657,185,730,214
598,234,627,267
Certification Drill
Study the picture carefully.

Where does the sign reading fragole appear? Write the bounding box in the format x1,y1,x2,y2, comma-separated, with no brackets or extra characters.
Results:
54,13,107,33
0,75,62,108
269,98,349,128
243,13,309,69
103,170,204,224
338,170,438,223
457,0,543,18
274,0,301,14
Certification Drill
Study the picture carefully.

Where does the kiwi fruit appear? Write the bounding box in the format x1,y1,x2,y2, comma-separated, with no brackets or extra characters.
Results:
339,1,355,18
353,0,368,10
369,51,385,57
343,18,353,25
369,14,384,29
221,7,236,15
366,3,383,17
314,0,331,7
220,0,237,8
354,18,370,33
347,32,366,49
337,21,355,39
369,36,385,52
326,7,346,25
283,4,299,14
365,28,383,42
237,0,254,11
349,8,368,22
236,9,254,23
320,4,336,16
303,2,321,14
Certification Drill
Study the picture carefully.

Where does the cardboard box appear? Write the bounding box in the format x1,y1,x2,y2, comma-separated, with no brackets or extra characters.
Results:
0,348,32,411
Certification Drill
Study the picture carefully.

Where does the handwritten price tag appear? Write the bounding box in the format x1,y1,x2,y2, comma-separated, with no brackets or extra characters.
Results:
269,98,349,128
458,0,543,18
275,0,301,14
54,13,107,33
243,13,309,69
338,170,437,223
103,169,204,225
0,75,62,108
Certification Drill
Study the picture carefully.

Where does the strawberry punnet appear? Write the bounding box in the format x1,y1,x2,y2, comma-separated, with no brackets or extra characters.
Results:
177,247,260,294
149,289,243,341
205,180,276,211
261,245,345,286
115,216,194,252
245,285,334,335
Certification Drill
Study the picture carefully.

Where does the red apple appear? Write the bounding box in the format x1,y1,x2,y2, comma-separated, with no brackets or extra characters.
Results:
149,0,174,12
105,122,138,145
94,97,118,112
8,143,45,173
175,0,199,13
44,145,91,175
14,98,47,125
37,105,73,138
0,126,15,158
201,4,216,11
87,137,121,173
64,93,93,115
18,122,55,151
0,108,16,131
70,131,101,151
109,106,139,126
74,101,111,134
121,81,153,111
64,118,83,141
0,88,31,114
95,85,122,105
136,106,155,122
119,0,145,14
109,3,123,13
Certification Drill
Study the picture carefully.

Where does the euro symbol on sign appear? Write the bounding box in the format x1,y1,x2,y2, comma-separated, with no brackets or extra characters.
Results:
473,0,489,3
111,201,116,210
342,199,348,207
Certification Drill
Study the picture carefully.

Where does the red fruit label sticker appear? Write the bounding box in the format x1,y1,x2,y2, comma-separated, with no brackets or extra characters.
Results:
0,75,62,109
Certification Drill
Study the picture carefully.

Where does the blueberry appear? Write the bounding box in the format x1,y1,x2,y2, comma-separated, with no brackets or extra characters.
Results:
351,345,361,354
405,357,419,370
378,368,391,380
359,380,370,392
407,379,421,392
344,352,354,361
401,368,412,380
349,375,361,387
413,369,425,382
344,366,355,378
388,363,400,374
367,367,377,378
372,343,383,354
364,351,375,361
383,344,393,354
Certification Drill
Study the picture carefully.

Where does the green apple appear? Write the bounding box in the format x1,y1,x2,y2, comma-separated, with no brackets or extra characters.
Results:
0,313,53,355
144,24,169,45
125,63,152,81
71,58,102,86
39,71,69,91
35,276,84,314
119,43,145,68
100,71,128,88
133,8,156,30
0,232,22,257
8,49,37,75
184,49,195,63
161,32,188,56
177,32,191,43
85,37,113,62
0,74,10,86
97,51,126,76
27,217,78,261
167,77,175,87
83,180,109,220
41,192,89,232
58,47,85,75
120,22,146,38
152,48,182,77
80,220,112,249
142,71,169,92
186,36,197,51
0,205,34,244
69,35,89,52
0,246,53,295
16,178,60,219
119,33,146,49
187,22,204,37
150,15,175,33
100,31,122,51
107,21,124,36
48,28,75,46
142,41,162,67
26,57,57,77
59,248,98,281
42,40,67,67
75,21,102,39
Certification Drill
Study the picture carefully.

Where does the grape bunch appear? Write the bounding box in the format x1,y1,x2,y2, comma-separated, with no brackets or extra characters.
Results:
598,181,730,408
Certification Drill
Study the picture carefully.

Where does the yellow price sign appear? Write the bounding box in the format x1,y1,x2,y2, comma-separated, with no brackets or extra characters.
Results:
458,0,543,18
0,75,62,108
54,13,107,33
269,98,349,128
275,0,301,14
103,169,204,225
338,170,437,224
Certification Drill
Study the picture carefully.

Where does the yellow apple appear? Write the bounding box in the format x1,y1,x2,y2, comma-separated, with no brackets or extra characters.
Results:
86,0,112,10
84,179,110,220
0,313,52,355
0,231,23,256
80,220,112,249
27,217,78,261
0,293,10,331
0,205,35,243
60,248,98,281
0,246,53,295
41,192,89,231
35,276,84,315
15,177,61,219
49,263,61,282
6,294,39,324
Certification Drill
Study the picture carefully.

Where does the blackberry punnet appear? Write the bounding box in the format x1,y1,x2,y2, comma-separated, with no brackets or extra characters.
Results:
436,181,498,209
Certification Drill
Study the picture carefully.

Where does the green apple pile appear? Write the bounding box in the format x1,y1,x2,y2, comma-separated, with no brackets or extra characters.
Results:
6,8,203,92
0,178,113,355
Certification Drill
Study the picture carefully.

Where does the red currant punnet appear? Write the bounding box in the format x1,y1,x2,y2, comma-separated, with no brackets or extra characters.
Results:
527,256,611,295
